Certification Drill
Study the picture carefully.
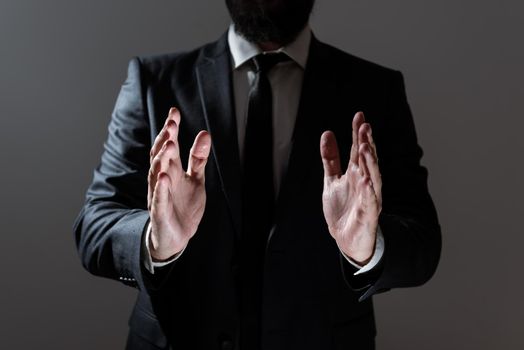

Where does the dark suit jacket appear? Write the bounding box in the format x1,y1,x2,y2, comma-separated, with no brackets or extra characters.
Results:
73,31,441,350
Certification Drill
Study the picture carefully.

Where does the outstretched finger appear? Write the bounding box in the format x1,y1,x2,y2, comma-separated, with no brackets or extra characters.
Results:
148,139,181,203
187,130,212,180
151,172,171,220
350,112,366,166
359,143,371,179
320,131,342,180
148,154,163,210
164,107,181,141
363,143,382,205
358,122,378,164
361,176,379,217
165,107,181,126
150,108,182,163
150,121,174,163
366,125,378,162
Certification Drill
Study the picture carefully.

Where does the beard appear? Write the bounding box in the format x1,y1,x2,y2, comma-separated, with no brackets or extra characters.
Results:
225,0,315,46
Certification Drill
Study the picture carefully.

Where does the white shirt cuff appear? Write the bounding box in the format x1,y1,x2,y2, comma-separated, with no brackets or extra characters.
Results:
142,221,186,274
338,225,384,276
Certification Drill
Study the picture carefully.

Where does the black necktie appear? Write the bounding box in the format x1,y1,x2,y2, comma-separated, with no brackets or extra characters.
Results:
239,52,290,350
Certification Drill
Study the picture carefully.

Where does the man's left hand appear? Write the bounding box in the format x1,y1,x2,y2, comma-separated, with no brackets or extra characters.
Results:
320,112,382,265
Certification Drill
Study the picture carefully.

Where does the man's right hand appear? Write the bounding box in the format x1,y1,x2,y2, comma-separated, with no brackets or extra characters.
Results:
147,107,212,261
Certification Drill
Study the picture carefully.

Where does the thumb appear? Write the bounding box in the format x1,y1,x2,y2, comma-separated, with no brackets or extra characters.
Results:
320,130,342,180
187,130,212,180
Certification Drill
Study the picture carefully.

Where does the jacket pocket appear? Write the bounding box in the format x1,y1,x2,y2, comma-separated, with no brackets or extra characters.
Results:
331,312,376,350
128,304,169,349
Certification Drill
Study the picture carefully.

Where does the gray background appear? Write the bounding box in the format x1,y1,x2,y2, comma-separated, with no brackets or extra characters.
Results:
1,0,522,348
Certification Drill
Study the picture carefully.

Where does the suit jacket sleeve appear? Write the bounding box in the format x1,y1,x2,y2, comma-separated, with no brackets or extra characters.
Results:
73,57,173,292
340,70,442,301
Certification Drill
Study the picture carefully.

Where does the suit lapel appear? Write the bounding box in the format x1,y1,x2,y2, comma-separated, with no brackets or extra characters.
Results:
194,34,338,245
196,34,243,240
271,35,339,246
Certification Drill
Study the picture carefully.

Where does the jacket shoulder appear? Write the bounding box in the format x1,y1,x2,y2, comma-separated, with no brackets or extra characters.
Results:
316,39,401,80
132,48,199,84
131,34,226,83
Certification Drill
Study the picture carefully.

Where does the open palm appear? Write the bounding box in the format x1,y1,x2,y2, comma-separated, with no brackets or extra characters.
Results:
320,112,382,264
147,108,211,261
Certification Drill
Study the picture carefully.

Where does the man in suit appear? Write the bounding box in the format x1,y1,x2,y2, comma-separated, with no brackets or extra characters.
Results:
73,0,441,349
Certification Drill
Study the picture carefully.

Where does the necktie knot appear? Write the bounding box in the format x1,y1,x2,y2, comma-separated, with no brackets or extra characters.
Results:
252,52,291,73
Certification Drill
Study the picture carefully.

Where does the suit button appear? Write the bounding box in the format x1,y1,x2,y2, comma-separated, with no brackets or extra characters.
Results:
221,340,234,350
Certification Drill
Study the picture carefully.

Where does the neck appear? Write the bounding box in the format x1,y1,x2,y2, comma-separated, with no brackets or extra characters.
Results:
258,41,281,52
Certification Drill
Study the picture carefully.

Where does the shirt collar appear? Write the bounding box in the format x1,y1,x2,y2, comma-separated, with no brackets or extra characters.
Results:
227,23,311,70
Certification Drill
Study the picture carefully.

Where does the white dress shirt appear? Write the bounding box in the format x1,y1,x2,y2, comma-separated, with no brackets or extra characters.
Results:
142,24,384,275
